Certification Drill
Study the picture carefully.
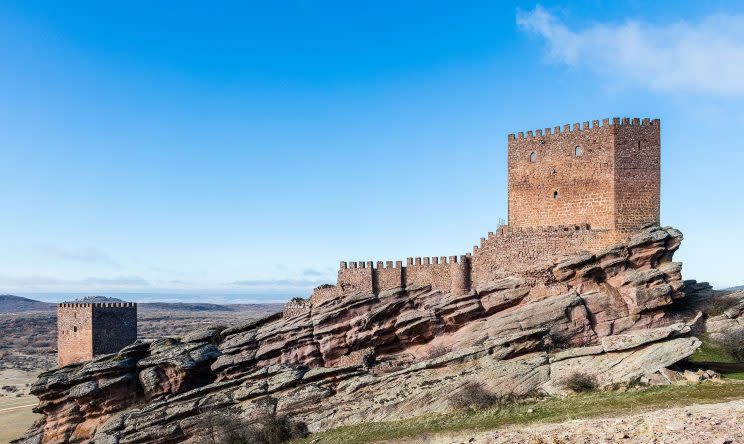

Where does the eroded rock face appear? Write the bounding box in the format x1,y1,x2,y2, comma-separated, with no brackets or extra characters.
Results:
15,226,720,444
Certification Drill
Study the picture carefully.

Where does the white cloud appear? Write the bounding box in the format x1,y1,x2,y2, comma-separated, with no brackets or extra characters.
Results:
224,278,328,291
302,267,334,277
517,6,744,95
41,245,119,267
0,274,149,291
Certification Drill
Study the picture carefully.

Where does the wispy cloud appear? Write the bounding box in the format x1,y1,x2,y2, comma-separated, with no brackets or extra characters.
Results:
41,245,119,267
517,6,744,95
79,276,149,286
301,267,334,277
0,274,149,290
224,278,329,290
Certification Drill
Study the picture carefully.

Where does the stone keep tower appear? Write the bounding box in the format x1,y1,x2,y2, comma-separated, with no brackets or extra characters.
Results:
507,117,660,237
57,302,137,366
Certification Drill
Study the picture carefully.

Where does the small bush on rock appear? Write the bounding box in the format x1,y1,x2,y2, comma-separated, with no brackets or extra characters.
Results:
449,381,503,411
561,372,598,393
195,410,308,444
543,333,572,353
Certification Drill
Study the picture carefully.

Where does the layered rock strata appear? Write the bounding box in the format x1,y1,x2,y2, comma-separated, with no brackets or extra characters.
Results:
16,226,718,444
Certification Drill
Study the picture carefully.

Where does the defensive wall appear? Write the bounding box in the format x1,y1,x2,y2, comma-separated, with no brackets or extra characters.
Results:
336,255,471,295
57,302,138,366
331,224,619,297
470,224,618,287
283,298,312,318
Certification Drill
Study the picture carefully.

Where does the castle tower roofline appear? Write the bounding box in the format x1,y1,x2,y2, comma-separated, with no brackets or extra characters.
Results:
507,117,659,141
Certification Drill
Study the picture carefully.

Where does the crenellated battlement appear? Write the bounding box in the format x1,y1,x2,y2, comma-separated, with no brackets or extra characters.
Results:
58,302,137,308
508,117,659,141
338,256,472,271
334,253,472,296
473,224,593,253
283,298,311,318
339,260,403,270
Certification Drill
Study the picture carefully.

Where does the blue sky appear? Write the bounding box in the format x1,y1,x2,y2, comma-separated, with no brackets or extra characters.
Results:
1,1,743,302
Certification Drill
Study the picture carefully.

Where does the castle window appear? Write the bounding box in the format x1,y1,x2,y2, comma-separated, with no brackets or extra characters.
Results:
553,191,558,199
73,326,77,333
529,152,537,163
574,146,583,156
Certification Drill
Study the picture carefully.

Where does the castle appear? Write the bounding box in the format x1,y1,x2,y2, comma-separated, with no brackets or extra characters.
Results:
56,116,660,365
57,302,137,366
300,117,661,309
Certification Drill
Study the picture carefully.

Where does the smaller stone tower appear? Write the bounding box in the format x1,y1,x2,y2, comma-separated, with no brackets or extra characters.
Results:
57,302,137,366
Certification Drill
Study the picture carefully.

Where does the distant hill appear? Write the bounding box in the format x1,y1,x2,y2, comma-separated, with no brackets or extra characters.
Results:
0,294,284,314
228,303,286,313
0,295,55,313
726,285,744,293
66,295,125,303
140,302,236,312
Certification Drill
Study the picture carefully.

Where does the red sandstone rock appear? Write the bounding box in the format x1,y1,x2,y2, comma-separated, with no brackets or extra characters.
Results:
15,226,725,444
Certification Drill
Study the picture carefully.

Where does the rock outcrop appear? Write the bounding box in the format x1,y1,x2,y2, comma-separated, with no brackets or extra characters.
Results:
15,226,723,444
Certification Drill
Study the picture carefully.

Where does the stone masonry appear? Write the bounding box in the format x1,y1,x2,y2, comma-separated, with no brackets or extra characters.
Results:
57,302,138,366
508,117,660,232
302,117,661,305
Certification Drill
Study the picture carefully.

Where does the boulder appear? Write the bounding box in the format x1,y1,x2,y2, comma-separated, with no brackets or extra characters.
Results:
600,323,691,352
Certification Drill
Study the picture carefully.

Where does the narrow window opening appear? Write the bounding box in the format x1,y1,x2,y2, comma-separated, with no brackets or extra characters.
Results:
529,152,537,163
637,141,641,149
553,191,558,199
574,146,583,156
73,326,77,333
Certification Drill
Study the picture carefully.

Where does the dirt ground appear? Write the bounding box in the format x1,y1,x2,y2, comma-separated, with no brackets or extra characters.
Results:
0,368,42,443
418,398,744,444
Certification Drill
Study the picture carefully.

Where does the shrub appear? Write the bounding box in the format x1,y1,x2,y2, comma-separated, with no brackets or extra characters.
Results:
448,381,503,411
543,333,572,354
195,409,307,444
254,415,308,444
561,372,598,393
715,329,744,362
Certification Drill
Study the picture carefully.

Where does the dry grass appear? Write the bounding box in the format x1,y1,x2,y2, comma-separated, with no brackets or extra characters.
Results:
293,381,744,444
0,368,42,443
